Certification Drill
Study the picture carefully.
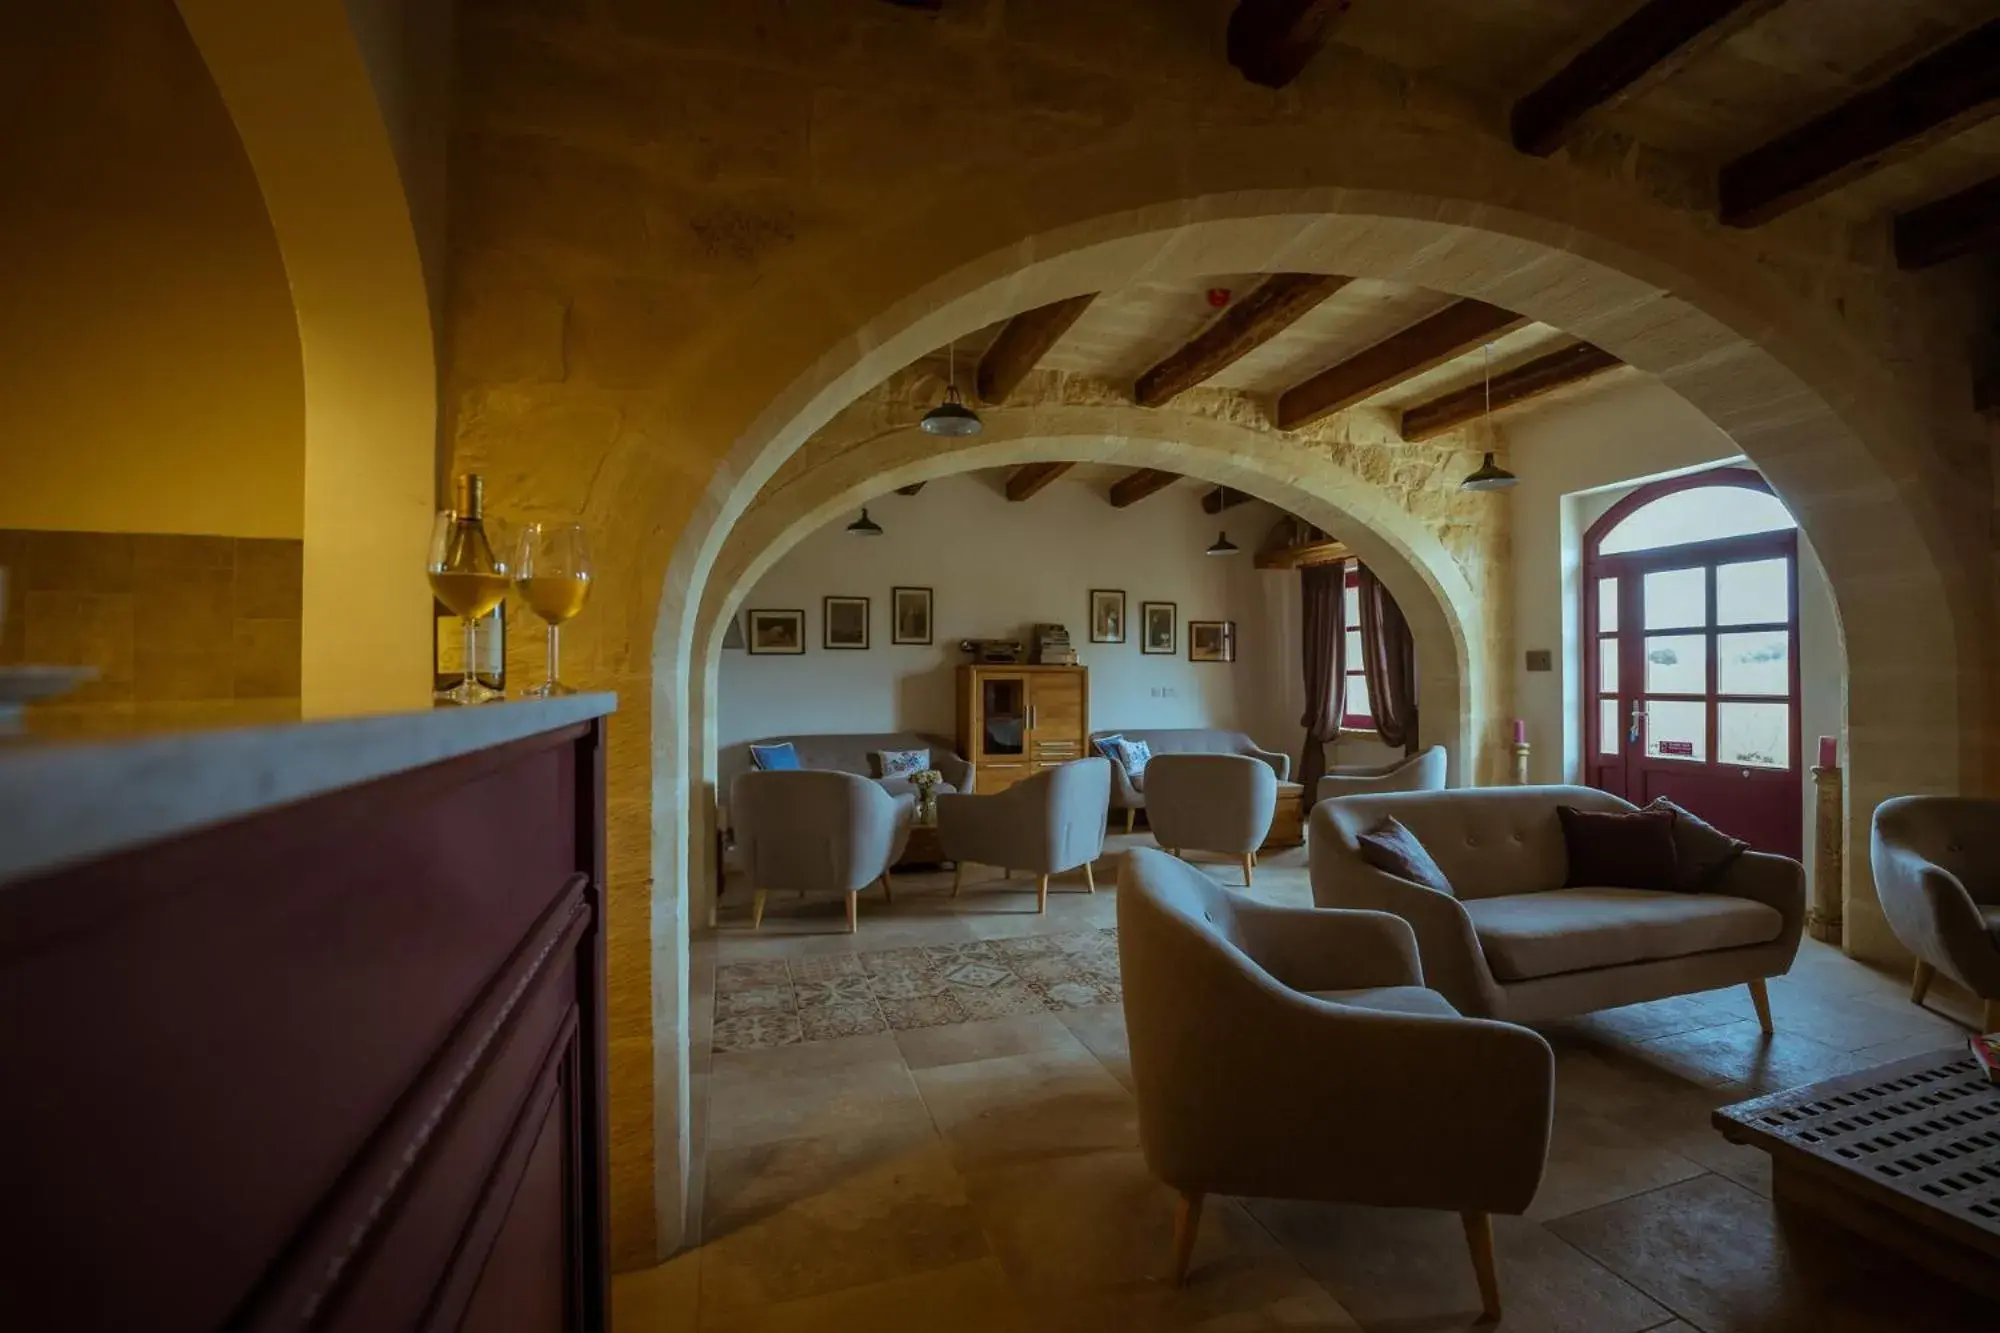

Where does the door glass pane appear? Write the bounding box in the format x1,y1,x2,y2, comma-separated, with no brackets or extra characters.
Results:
1716,557,1788,626
1644,634,1707,694
981,678,1024,754
1599,698,1619,755
1719,702,1789,769
1343,628,1363,666
1598,486,1795,554
1598,638,1618,693
1718,631,1789,696
1345,672,1372,721
1645,699,1706,762
1643,567,1706,630
1597,577,1618,633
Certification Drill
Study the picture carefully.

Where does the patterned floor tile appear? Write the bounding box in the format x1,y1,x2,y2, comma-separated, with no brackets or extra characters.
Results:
939,960,1017,990
789,953,866,983
1008,954,1094,987
869,967,952,1001
989,935,1062,960
880,992,971,1030
716,984,796,1018
794,976,876,1008
861,946,934,976
798,1001,890,1041
955,982,1055,1021
1033,978,1121,1010
715,959,792,992
923,941,999,967
712,1012,804,1053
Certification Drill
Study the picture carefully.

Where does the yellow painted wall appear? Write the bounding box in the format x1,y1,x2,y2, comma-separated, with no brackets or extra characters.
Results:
0,1,304,540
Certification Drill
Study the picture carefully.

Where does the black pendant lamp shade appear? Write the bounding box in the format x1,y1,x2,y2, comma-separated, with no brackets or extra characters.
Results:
1206,530,1240,555
921,341,983,437
846,507,884,536
1459,341,1519,492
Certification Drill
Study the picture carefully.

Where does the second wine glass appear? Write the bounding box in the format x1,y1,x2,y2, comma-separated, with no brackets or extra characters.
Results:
514,522,591,697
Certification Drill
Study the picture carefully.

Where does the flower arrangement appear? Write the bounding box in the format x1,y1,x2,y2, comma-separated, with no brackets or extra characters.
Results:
910,768,944,822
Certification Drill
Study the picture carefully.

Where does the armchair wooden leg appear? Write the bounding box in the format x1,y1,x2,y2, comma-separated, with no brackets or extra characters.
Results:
1983,998,2000,1034
1083,861,1096,893
952,863,965,897
1911,960,1935,1006
1037,874,1050,914
846,893,859,934
1004,868,1012,880
1125,808,1136,835
1170,1191,1204,1288
879,871,894,903
1241,853,1255,887
1461,1211,1500,1323
751,889,767,930
1748,978,1773,1035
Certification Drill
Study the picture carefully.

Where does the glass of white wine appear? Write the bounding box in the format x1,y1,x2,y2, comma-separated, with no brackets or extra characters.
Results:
428,475,510,705
514,522,591,698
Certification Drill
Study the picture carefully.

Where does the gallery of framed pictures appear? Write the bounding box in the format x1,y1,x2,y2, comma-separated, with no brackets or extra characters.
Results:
739,590,931,653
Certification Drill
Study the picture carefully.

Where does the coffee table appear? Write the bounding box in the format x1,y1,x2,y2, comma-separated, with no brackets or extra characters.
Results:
896,817,949,869
1712,1048,2000,1299
1262,780,1306,849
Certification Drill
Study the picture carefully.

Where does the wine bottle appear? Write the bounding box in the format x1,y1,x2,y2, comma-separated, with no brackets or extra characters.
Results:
429,473,509,703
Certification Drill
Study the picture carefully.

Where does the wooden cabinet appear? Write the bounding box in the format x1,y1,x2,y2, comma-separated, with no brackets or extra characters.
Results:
957,665,1090,794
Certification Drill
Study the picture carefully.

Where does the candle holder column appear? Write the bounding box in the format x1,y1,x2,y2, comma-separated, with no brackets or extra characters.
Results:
1809,736,1844,945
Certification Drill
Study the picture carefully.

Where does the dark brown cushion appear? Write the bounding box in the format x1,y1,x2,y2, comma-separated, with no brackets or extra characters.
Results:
1644,797,1750,891
1557,805,1679,892
1357,816,1454,895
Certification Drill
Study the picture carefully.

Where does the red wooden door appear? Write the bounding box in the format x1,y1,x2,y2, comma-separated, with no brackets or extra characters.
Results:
1584,473,1802,858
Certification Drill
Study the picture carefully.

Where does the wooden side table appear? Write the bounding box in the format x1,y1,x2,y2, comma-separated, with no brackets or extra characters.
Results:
897,819,950,869
1263,780,1306,849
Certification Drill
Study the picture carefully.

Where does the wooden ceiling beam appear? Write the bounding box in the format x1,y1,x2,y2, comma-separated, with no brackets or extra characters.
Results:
895,483,927,495
1226,0,1354,89
1895,175,2000,270
1107,469,1180,508
1512,0,1786,157
1255,537,1352,571
1134,273,1351,407
1275,299,1528,432
1719,19,2000,227
1202,487,1253,515
1004,462,1073,501
1399,342,1622,441
975,294,1097,404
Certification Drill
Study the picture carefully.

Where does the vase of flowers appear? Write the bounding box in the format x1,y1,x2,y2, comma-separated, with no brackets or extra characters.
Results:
910,768,944,823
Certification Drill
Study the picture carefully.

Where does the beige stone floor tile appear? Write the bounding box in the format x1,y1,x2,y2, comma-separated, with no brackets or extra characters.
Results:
894,1010,1089,1070
1525,1104,1709,1222
913,1044,1138,1168
1056,1002,1132,1088
709,1030,902,1082
707,1051,930,1151
1622,1018,1867,1095
698,1122,990,1314
694,1257,1033,1333
612,1250,701,1331
1546,1172,1998,1332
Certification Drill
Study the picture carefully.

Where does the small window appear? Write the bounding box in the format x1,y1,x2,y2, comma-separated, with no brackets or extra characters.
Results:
1341,563,1373,730
1597,485,1795,556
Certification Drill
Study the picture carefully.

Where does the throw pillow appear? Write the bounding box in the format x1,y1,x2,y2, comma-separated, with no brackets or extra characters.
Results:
1557,805,1679,892
1092,733,1125,761
747,741,800,771
1112,737,1153,778
1357,816,1454,895
871,748,930,781
1644,797,1750,891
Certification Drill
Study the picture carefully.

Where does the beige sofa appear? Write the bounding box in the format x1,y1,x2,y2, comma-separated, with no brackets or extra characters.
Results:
1872,795,2000,1032
719,732,973,809
1090,728,1289,832
938,758,1111,913
1315,744,1447,805
1311,786,1804,1026
1118,847,1552,1318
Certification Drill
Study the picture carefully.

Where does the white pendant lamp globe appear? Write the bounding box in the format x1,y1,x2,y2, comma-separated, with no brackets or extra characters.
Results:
1460,342,1519,492
920,340,983,437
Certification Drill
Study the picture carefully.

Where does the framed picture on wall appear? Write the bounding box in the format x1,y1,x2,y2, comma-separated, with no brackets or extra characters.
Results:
1089,589,1126,644
1140,601,1176,655
823,595,870,649
1188,619,1236,663
746,608,805,654
892,586,933,645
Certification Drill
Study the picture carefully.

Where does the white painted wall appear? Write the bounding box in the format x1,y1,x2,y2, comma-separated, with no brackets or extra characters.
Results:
1506,377,1844,881
719,474,1302,756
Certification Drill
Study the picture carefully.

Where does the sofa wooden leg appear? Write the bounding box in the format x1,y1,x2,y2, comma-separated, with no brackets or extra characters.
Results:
951,863,965,897
879,871,894,903
846,893,859,934
1911,960,1935,1006
1083,861,1096,893
751,889,767,930
1748,978,1773,1035
1125,808,1136,835
1983,998,2000,1034
1037,874,1050,914
1241,853,1255,887
1461,1211,1500,1322
1170,1190,1204,1288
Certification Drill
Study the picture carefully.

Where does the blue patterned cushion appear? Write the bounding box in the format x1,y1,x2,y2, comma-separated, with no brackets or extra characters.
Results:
1092,733,1125,760
871,748,930,780
1110,737,1152,777
748,741,801,771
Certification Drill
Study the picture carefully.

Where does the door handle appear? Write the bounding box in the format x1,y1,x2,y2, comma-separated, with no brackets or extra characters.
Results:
1628,701,1644,745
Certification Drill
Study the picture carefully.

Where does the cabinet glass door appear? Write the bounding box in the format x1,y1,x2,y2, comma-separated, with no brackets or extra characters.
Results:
979,675,1027,757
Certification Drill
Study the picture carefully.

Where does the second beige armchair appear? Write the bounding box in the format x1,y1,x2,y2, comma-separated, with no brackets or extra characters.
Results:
937,757,1112,913
730,769,913,933
1315,744,1447,805
1143,753,1277,885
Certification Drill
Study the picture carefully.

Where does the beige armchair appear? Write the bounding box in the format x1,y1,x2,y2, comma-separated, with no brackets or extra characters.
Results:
1143,753,1277,885
1118,848,1553,1319
1872,796,2000,1032
729,769,914,933
1315,744,1447,805
937,757,1110,914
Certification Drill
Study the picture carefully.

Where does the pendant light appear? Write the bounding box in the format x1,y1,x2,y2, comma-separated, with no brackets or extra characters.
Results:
1206,530,1240,556
1460,342,1519,492
846,507,884,536
920,340,983,437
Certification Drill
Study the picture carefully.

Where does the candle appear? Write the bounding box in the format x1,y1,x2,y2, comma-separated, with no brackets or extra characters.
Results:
1512,719,1527,745
1817,735,1837,770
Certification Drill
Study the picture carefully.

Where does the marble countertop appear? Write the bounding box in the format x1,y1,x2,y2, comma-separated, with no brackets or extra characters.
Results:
0,694,617,887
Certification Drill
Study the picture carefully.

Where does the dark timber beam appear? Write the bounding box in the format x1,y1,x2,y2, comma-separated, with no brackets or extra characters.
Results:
1107,469,1180,508
1719,19,2000,227
1399,342,1622,441
895,483,926,495
1202,487,1253,515
1226,0,1353,89
1512,0,1786,156
1895,175,2000,270
1005,462,1072,501
1275,299,1528,431
1256,537,1352,571
976,295,1097,404
1135,274,1350,408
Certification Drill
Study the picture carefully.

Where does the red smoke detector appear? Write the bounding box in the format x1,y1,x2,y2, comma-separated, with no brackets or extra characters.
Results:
1206,287,1231,308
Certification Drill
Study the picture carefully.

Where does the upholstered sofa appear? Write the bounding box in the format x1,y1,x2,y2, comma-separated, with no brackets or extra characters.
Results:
1872,796,2000,1033
718,731,972,819
1090,728,1290,832
1311,786,1805,1025
1119,847,1552,1317
1315,745,1447,805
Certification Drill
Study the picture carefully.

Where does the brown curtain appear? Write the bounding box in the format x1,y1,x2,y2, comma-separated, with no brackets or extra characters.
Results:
1357,564,1418,752
1297,562,1347,794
